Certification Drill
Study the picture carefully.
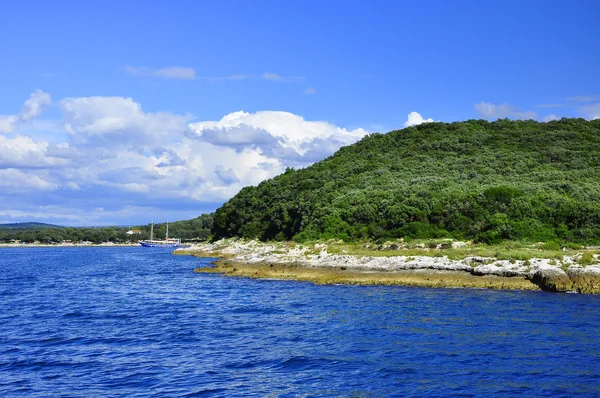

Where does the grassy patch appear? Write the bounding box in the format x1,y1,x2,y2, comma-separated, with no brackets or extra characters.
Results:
321,239,577,261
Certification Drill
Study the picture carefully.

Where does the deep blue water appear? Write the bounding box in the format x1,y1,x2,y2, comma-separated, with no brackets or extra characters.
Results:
1,247,600,397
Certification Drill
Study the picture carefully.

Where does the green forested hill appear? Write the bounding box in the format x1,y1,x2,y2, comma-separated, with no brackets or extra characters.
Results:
213,118,600,244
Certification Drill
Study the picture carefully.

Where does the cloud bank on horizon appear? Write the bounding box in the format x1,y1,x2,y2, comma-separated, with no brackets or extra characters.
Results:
1,88,599,226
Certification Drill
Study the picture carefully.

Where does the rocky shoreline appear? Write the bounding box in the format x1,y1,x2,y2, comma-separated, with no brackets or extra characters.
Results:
175,239,600,294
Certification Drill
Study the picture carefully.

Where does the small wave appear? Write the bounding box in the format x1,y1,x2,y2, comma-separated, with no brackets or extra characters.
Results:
63,311,88,318
229,306,285,315
180,387,230,397
275,356,341,372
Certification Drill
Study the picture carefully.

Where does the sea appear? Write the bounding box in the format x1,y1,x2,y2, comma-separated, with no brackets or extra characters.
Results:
1,247,599,397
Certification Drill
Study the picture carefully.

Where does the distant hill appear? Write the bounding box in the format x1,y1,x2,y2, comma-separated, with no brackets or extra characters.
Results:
0,222,64,230
212,118,600,244
0,215,214,244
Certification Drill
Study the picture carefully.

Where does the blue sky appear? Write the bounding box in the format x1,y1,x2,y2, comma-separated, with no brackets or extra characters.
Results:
1,0,599,226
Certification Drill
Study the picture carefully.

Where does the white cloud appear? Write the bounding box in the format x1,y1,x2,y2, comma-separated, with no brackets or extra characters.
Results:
0,169,58,192
123,69,306,83
261,72,282,81
0,135,70,168
189,110,368,164
404,111,434,127
542,114,560,122
0,204,162,225
59,96,192,146
154,67,196,80
0,90,51,132
261,72,304,82
474,102,538,120
0,115,17,133
0,208,89,223
303,87,317,95
537,95,600,108
226,74,248,80
19,89,52,121
192,74,251,82
579,103,600,120
567,95,600,103
124,65,196,80
537,103,565,108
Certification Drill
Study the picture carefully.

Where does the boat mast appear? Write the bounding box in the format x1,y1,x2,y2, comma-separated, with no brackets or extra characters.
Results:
166,221,169,240
150,221,154,241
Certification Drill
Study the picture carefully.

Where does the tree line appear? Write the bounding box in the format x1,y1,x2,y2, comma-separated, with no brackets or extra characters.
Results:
0,214,213,244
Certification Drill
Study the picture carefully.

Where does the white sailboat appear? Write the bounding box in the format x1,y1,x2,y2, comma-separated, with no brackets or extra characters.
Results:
139,221,182,248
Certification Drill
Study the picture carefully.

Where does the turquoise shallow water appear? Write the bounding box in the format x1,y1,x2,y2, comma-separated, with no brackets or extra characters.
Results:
1,247,599,397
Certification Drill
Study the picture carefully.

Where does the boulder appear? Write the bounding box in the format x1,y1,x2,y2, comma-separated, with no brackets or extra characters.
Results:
530,268,573,292
566,268,600,294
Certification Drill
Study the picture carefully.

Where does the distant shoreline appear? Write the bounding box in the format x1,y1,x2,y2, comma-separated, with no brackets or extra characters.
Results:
0,243,140,248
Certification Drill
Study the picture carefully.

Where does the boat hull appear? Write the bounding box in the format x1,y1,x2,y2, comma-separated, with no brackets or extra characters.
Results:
139,241,180,248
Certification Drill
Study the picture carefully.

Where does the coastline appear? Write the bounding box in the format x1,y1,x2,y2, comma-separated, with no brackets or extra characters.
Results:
0,242,140,248
176,239,600,294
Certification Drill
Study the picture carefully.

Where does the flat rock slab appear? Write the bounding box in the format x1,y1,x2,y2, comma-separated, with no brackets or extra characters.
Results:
196,261,539,291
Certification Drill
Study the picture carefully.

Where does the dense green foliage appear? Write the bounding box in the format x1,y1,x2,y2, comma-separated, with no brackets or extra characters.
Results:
212,118,600,244
0,214,213,244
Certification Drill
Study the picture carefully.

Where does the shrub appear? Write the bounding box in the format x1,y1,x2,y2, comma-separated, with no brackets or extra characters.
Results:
541,241,561,251
578,252,596,266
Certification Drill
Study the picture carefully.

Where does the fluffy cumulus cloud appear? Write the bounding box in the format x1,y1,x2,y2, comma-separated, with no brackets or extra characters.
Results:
1,90,370,225
0,135,70,168
188,110,368,166
404,112,435,127
60,96,192,147
0,169,58,192
474,102,538,120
